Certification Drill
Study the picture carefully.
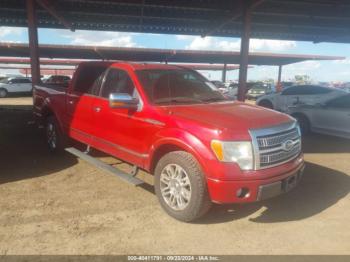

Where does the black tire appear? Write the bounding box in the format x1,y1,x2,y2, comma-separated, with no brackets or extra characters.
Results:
154,151,212,222
258,99,273,109
293,113,310,135
46,116,67,153
0,88,8,98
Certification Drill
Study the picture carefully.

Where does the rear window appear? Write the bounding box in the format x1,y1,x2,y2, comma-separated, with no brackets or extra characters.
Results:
74,65,109,95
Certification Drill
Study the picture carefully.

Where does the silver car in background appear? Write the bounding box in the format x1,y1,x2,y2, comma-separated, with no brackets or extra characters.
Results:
289,94,350,139
0,77,32,98
256,85,346,112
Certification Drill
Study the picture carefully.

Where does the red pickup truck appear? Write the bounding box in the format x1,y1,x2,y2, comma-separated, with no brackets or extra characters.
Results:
34,62,304,222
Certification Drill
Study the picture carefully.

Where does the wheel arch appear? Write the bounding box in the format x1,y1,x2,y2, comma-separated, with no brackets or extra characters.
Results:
40,104,65,134
149,143,190,174
147,133,214,176
291,111,310,122
291,111,311,132
257,98,274,109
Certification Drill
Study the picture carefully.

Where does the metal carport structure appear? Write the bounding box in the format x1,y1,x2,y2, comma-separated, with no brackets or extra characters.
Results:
0,42,344,83
1,0,350,100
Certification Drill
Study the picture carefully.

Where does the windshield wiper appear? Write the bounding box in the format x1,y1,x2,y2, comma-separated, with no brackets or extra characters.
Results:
155,97,202,105
201,97,227,103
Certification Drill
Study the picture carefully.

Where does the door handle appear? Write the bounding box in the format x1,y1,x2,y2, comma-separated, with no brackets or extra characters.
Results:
68,100,74,105
93,107,101,112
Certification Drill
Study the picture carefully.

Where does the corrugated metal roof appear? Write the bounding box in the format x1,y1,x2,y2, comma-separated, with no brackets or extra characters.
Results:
1,0,350,43
0,43,344,65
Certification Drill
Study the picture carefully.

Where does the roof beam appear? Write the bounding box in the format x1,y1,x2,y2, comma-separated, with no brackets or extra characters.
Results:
201,0,265,38
35,0,75,32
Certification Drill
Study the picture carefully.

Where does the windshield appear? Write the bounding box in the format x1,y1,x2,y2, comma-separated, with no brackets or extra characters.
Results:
136,69,227,105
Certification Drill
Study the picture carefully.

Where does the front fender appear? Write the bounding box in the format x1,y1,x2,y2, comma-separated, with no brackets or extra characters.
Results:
146,128,216,177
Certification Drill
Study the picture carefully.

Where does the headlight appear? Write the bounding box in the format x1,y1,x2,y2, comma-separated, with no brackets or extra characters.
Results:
211,140,254,170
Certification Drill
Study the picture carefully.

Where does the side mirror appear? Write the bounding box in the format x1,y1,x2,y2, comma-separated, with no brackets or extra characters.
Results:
109,93,139,110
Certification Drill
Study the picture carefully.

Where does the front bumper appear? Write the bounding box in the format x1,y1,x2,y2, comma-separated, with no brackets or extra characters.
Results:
206,160,305,204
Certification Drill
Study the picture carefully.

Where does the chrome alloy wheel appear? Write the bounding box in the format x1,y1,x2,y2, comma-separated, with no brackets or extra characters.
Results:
160,164,191,211
47,122,57,149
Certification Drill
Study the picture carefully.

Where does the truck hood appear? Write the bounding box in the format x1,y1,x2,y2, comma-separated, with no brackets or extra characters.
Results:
160,101,293,139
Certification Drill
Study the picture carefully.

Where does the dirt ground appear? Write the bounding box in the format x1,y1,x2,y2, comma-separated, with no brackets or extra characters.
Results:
0,97,349,255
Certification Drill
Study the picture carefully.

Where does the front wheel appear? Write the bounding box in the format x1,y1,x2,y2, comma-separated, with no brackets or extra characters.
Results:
154,151,212,222
0,89,8,98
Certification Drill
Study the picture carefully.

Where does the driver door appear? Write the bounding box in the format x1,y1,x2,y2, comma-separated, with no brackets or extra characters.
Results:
91,67,161,167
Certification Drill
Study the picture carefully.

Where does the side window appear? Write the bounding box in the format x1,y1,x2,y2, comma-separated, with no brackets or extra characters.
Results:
18,79,31,84
327,95,350,109
282,86,331,95
101,69,135,98
282,86,302,95
307,86,332,95
74,65,108,95
9,79,20,84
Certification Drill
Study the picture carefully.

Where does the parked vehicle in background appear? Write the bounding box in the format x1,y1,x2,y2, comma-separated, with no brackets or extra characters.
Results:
34,62,304,222
211,80,231,98
256,85,346,112
0,77,32,98
340,82,350,93
290,94,350,139
281,82,294,89
227,82,253,98
246,82,275,100
42,75,71,87
210,80,226,89
228,82,239,97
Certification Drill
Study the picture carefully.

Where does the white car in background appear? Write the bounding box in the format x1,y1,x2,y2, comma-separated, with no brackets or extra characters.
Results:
0,77,32,98
256,85,346,112
289,94,350,139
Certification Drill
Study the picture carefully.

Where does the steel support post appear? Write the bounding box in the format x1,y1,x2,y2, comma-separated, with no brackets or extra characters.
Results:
26,0,40,86
237,4,252,102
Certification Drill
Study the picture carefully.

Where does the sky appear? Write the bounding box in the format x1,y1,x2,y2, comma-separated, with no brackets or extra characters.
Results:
1,26,350,82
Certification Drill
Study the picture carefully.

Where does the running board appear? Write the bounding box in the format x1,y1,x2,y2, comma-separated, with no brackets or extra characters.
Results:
65,147,144,186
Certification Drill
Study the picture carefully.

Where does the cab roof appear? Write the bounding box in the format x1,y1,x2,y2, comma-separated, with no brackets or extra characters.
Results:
79,61,190,71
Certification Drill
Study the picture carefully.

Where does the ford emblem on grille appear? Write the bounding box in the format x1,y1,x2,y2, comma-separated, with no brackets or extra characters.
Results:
281,140,295,151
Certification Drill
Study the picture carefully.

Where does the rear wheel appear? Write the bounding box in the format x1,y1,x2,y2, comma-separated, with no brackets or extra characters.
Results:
154,151,212,222
258,99,273,109
0,89,8,98
46,116,67,152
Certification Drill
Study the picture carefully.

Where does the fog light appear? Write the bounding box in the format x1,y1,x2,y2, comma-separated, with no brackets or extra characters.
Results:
236,188,250,198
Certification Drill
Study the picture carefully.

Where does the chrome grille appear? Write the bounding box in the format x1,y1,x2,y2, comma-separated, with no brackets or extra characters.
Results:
250,122,301,170
260,142,301,167
257,129,299,149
